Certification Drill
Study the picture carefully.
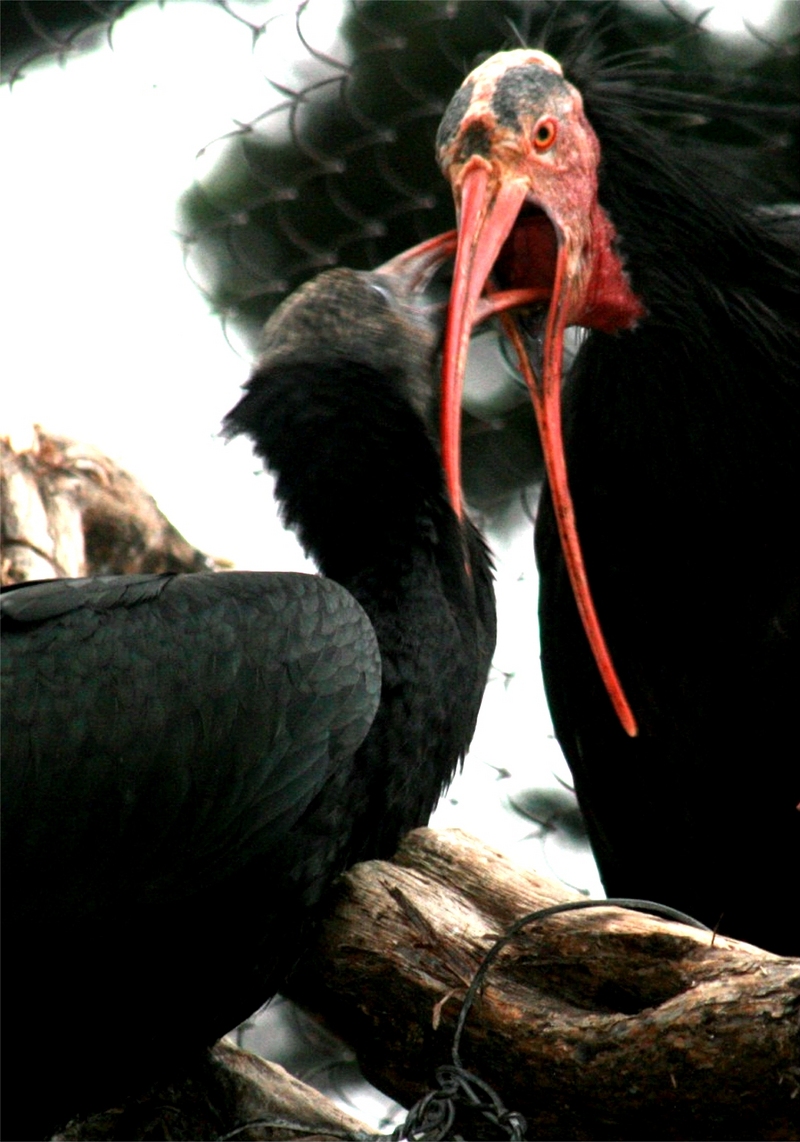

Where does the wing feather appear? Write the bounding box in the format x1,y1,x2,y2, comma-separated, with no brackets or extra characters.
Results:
1,570,381,920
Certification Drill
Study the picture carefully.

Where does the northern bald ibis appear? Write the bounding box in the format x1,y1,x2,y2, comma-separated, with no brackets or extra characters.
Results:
1,235,501,1138
436,48,799,954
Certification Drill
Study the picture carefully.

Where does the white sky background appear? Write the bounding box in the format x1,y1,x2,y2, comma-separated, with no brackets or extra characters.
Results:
1,0,338,573
0,0,781,886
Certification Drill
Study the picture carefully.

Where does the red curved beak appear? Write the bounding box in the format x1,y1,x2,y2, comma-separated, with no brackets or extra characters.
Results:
440,160,640,738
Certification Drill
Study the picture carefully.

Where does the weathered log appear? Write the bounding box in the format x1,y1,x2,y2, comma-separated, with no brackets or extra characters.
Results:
288,827,800,1141
51,1039,377,1141
1,426,219,584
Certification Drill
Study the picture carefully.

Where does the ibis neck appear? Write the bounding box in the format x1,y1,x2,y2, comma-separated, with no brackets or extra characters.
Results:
591,118,797,347
226,357,478,600
226,354,496,862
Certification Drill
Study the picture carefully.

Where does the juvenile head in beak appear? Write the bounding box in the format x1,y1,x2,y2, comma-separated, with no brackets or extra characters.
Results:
437,49,644,737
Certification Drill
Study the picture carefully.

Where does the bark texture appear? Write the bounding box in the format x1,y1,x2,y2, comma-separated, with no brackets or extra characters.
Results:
288,827,800,1141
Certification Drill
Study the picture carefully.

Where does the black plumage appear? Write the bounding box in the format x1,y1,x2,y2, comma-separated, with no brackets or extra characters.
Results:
534,100,800,955
436,47,799,954
1,255,495,1138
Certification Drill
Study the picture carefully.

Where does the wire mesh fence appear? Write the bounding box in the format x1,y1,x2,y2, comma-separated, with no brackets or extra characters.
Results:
4,0,796,517
4,0,798,354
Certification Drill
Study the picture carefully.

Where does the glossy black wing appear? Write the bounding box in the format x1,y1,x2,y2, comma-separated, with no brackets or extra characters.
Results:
1,570,381,924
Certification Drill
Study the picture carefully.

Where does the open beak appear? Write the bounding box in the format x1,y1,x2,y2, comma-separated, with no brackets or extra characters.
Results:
375,228,546,323
439,85,640,737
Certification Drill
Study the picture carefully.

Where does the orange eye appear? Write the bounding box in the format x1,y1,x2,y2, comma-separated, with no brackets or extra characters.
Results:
533,118,557,150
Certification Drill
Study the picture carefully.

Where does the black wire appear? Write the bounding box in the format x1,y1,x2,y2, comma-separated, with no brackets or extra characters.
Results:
394,895,709,1141
450,895,709,1069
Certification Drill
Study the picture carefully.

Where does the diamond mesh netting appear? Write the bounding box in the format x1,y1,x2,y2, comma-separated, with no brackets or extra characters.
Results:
4,0,797,512
4,0,798,349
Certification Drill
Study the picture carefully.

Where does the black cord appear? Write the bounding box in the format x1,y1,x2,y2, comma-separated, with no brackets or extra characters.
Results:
394,895,709,1141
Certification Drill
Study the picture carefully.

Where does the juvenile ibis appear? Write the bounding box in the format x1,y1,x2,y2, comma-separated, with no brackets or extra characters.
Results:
1,235,501,1138
436,49,800,954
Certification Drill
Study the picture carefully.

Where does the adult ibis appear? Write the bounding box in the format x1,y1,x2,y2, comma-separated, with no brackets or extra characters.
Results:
1,235,503,1138
436,49,799,954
